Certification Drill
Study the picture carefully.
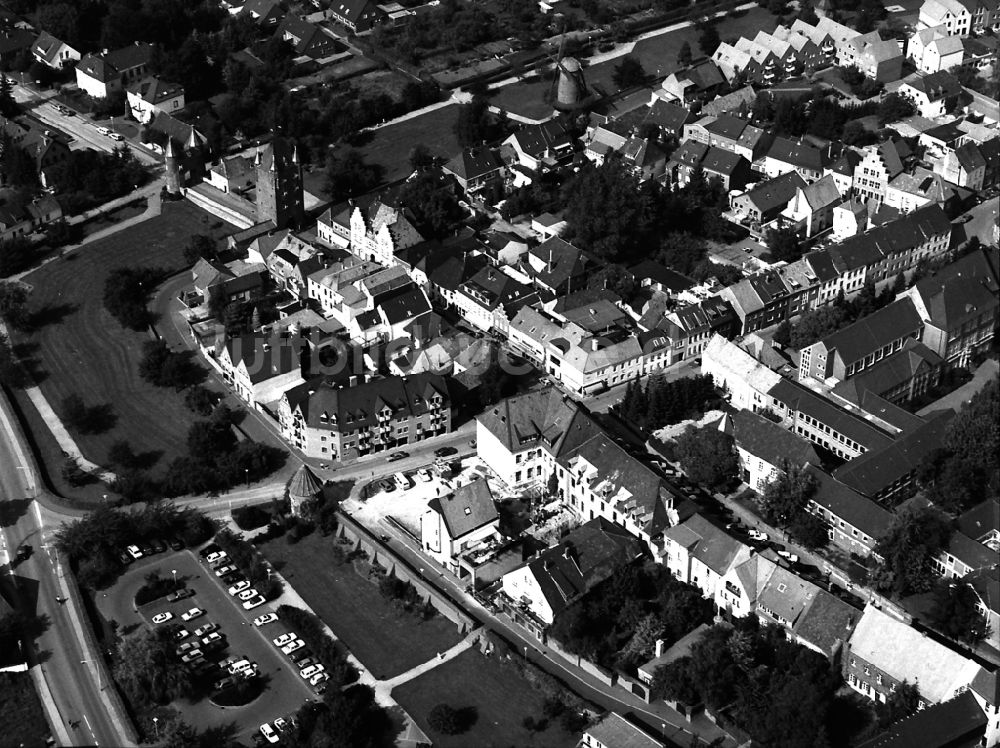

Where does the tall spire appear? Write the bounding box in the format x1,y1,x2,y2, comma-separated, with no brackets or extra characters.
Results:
291,144,299,164
254,148,262,166
165,137,176,158
185,125,198,150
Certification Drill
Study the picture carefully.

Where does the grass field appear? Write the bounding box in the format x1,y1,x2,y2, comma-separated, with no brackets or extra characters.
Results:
16,201,234,471
352,104,462,184
0,672,51,747
492,6,779,120
392,648,577,748
260,532,464,679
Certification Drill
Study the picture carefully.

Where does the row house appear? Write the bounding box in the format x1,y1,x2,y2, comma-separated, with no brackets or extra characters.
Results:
349,194,425,266
279,372,450,461
897,70,963,118
939,139,1000,190
442,146,505,194
805,466,892,558
730,171,806,233
666,141,752,190
713,27,825,85
306,257,382,321
852,140,906,206
722,408,821,493
454,264,539,336
396,240,491,310
901,246,1000,366
830,338,943,406
638,296,738,365
908,25,965,73
663,514,753,611
682,114,773,163
720,266,799,334
842,32,904,83
316,203,353,249
762,137,836,183
798,297,924,384
884,166,968,215
781,174,844,238
216,333,307,409
655,60,725,105
918,0,1000,34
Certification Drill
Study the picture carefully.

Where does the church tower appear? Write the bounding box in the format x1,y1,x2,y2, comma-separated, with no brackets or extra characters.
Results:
255,136,304,229
164,137,181,196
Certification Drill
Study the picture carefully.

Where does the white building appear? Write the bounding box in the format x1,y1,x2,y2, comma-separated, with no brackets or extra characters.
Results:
421,480,500,574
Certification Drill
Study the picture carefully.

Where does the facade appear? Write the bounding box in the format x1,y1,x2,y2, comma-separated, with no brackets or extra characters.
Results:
725,409,821,492
74,43,153,98
845,604,982,705
805,466,892,557
421,480,500,574
781,175,842,237
581,713,665,748
328,0,387,32
216,334,306,408
853,141,905,206
31,31,79,68
279,373,451,461
662,514,753,610
897,70,962,118
126,76,185,124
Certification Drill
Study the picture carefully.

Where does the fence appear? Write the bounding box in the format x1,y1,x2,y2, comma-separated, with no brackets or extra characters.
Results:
335,511,477,634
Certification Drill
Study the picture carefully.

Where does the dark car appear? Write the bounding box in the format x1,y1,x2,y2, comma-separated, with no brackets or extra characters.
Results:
167,588,194,603
221,573,244,586
150,539,167,554
213,676,237,691
434,446,457,458
118,551,132,566
168,537,184,551
387,451,408,462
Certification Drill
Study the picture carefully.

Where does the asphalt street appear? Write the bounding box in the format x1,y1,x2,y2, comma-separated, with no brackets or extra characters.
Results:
0,411,128,747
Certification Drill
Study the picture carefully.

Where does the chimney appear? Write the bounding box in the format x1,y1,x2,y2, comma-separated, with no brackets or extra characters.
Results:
349,375,359,387
590,339,599,351
654,638,665,658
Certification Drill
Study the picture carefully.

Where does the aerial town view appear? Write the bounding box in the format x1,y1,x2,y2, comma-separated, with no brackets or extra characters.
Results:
0,0,997,746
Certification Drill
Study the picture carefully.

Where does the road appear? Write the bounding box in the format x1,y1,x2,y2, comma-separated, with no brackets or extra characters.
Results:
0,402,131,747
12,81,160,166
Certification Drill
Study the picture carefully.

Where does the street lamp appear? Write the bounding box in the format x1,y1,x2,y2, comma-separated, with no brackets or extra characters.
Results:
171,569,177,589
80,659,103,690
152,717,159,739
523,645,528,661
245,468,249,488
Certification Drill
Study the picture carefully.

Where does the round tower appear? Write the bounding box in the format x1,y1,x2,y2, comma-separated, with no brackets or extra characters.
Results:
556,57,587,110
164,138,181,196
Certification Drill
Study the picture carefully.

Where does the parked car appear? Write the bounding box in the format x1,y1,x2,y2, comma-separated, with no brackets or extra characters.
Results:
215,564,237,577
180,649,204,664
228,581,251,595
259,724,279,745
194,623,218,637
201,632,224,647
151,612,173,625
273,633,296,647
281,639,304,654
379,479,395,493
777,550,799,564
213,676,237,691
253,613,278,627
748,529,769,542
181,607,205,622
434,446,456,457
394,472,410,490
199,544,221,558
300,664,324,679
417,468,432,482
205,550,227,564
109,132,124,142
166,588,194,602
273,717,289,733
168,537,184,551
293,656,315,670
149,539,167,554
387,451,408,462
221,573,243,586
237,588,259,601
172,627,190,641
175,642,197,656
242,594,266,610
126,545,143,560
310,672,329,686
96,126,112,136
228,658,253,674
118,551,132,565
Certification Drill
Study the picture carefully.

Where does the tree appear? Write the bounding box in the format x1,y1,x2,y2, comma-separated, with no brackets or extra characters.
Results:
760,462,818,529
37,2,80,45
619,613,664,667
61,456,89,486
0,236,35,277
674,426,739,488
427,703,462,734
103,267,159,331
765,227,802,263
878,92,916,125
60,394,89,433
478,361,516,407
927,581,992,645
788,511,829,549
182,234,218,266
398,170,463,239
772,320,791,348
613,55,647,89
184,384,218,416
871,505,952,596
107,440,138,469
113,629,193,706
408,143,435,171
453,95,501,147
0,281,30,330
697,21,721,56
790,305,850,349
0,333,28,388
677,41,693,67
0,76,15,118
877,681,920,727
324,149,383,202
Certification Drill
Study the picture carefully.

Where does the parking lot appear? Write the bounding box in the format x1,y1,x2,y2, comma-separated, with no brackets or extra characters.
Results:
96,548,314,743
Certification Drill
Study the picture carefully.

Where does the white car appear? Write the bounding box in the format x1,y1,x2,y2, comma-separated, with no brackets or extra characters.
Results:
109,132,124,141
748,529,769,542
259,723,279,744
201,631,224,646
181,607,205,622
126,544,143,560
151,612,172,625
175,642,197,656
96,126,112,136
273,717,289,733
214,564,237,577
253,613,278,627
394,472,410,490
228,581,251,595
281,639,304,654
194,623,218,637
205,551,227,564
273,633,296,647
777,550,799,563
227,658,252,674
417,468,432,482
310,672,329,686
300,664,324,679
237,588,259,602
242,594,266,610
180,649,204,663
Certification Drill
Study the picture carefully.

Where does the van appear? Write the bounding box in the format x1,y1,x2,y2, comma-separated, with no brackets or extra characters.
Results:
394,472,410,490
96,126,111,136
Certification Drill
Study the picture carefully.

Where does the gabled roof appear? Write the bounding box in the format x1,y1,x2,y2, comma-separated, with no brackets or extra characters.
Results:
520,517,644,618
956,499,1000,544
908,247,1000,332
855,690,986,748
740,171,806,213
730,409,820,469
901,70,962,101
848,605,982,704
295,372,448,431
816,297,923,365
76,54,117,83
583,712,665,748
663,514,751,576
767,136,828,172
31,31,75,66
223,334,305,385
832,339,942,406
476,387,601,456
701,85,757,117
443,146,502,182
429,480,498,539
126,76,184,105
806,465,892,538
105,42,154,72
793,589,859,657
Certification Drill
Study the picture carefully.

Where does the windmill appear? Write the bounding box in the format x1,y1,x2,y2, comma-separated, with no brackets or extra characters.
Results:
546,18,588,111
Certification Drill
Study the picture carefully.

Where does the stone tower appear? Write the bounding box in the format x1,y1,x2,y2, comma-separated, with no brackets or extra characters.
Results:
164,137,181,196
255,136,304,229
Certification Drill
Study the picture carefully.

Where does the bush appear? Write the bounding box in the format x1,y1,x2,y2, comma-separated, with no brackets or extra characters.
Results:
232,505,271,531
103,267,161,331
427,704,462,735
61,456,89,487
134,574,179,606
277,605,358,688
210,678,263,707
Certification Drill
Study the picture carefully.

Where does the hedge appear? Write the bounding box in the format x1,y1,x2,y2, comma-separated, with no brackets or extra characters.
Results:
277,605,358,688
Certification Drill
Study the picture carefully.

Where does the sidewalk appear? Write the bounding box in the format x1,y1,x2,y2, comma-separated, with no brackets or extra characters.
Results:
917,358,999,415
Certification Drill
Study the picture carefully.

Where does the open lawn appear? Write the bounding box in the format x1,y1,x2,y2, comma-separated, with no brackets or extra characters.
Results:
492,6,778,120
0,672,50,747
351,104,462,184
16,201,234,472
259,532,464,679
392,648,577,748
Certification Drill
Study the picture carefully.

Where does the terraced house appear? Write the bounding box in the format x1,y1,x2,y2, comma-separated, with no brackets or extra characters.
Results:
279,372,450,460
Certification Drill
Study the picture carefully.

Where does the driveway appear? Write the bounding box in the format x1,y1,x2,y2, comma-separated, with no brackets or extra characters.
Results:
95,550,313,742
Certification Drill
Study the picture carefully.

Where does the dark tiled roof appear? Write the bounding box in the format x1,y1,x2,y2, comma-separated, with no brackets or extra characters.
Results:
443,146,502,182
731,409,820,469
766,136,827,171
793,589,859,657
702,146,746,177
806,466,892,539
910,248,1000,332
743,171,806,213
298,372,448,431
126,76,184,104
628,260,694,292
429,480,498,539
105,42,154,72
377,284,431,325
956,499,1000,543
855,691,986,748
477,387,600,454
818,298,923,367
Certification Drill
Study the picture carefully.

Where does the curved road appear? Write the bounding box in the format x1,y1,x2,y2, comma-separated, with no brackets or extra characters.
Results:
0,401,131,747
